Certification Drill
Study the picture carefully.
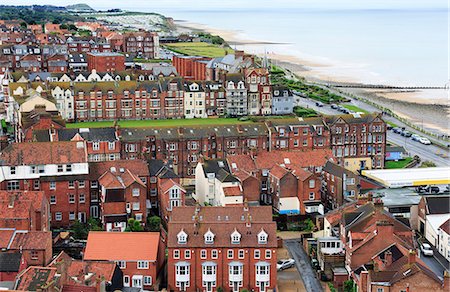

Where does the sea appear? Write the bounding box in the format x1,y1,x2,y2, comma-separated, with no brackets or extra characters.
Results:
117,2,448,105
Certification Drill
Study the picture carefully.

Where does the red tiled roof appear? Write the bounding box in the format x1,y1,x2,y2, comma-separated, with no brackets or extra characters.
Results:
227,155,257,173
89,160,149,179
168,206,276,248
16,266,58,291
103,202,126,215
62,285,96,292
0,229,15,248
439,218,450,235
9,231,52,250
159,179,185,194
0,141,87,165
98,169,146,189
222,186,242,197
84,232,160,261
254,149,333,170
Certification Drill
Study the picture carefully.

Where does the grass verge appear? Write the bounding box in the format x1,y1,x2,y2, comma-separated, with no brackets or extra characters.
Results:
385,157,413,169
164,42,233,58
341,104,369,114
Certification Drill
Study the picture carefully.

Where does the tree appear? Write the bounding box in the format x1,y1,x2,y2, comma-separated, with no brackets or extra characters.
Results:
344,279,355,292
125,218,144,232
87,218,102,231
59,23,68,29
72,220,88,239
420,160,436,168
147,216,161,232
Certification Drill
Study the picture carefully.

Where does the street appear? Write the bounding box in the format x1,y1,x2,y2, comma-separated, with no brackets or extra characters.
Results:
284,239,323,292
418,250,450,278
294,97,450,167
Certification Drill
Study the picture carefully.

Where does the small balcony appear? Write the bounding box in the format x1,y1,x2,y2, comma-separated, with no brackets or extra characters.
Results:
202,274,217,282
256,273,270,282
229,273,243,282
176,274,190,282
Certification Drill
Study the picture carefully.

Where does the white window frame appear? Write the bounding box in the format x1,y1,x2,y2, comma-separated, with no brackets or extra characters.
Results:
137,261,149,269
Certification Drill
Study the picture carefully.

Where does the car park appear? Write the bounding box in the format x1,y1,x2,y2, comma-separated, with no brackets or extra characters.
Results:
419,137,431,145
420,243,434,256
277,259,295,271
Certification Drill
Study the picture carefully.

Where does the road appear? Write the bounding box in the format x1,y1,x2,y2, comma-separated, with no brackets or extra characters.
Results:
285,239,323,292
295,97,450,167
419,250,449,278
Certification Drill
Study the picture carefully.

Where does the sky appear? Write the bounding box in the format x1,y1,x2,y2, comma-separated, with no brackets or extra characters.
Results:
0,0,447,11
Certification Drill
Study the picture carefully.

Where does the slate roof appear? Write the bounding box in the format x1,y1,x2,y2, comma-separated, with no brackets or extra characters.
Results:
90,160,149,180
439,219,450,234
0,252,21,272
201,159,239,183
424,196,450,215
57,128,117,142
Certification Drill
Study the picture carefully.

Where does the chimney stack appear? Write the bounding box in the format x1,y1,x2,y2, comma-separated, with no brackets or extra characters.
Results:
408,250,416,265
360,271,369,292
385,250,393,267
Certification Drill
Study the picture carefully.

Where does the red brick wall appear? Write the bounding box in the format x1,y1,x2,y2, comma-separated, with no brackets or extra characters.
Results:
121,261,158,290
87,54,125,73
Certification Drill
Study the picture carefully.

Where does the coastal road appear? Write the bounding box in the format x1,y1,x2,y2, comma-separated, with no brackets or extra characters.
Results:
285,238,324,292
294,97,450,167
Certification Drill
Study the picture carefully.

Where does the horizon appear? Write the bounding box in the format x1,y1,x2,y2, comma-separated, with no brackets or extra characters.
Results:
0,0,447,11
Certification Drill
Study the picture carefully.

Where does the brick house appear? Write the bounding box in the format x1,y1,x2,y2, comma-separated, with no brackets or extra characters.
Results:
172,56,211,80
98,167,148,231
90,160,150,222
0,252,27,282
0,191,50,231
245,68,271,115
265,117,330,151
324,113,386,171
158,178,186,222
167,206,277,292
225,74,248,116
0,141,90,228
322,161,360,210
148,159,178,209
84,232,165,291
120,124,268,179
87,52,125,73
15,266,58,291
0,229,52,266
123,31,160,59
356,248,450,292
204,81,226,117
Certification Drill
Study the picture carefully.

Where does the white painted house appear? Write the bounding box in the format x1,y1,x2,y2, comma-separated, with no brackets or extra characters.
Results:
184,81,207,119
194,160,243,206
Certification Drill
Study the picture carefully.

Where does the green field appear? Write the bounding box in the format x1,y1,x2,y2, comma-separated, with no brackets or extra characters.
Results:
164,42,234,58
342,104,369,114
66,118,253,129
385,157,413,169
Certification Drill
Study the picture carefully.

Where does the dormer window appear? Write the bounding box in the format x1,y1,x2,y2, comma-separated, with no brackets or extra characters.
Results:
258,229,268,244
204,229,215,244
177,230,188,244
231,229,241,244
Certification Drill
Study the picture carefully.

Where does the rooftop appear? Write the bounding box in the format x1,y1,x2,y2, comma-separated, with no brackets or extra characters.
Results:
362,167,450,188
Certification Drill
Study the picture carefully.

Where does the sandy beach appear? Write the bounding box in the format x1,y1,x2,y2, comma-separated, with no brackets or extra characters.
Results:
176,21,450,136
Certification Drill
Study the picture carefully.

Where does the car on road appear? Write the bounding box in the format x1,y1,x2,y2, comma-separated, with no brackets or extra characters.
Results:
277,259,295,271
420,243,434,256
401,130,412,137
315,101,324,107
411,134,421,141
392,127,402,134
419,137,431,145
331,104,339,109
387,125,393,130
416,185,440,194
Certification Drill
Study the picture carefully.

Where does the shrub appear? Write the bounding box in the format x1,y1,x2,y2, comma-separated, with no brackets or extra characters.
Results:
147,216,161,232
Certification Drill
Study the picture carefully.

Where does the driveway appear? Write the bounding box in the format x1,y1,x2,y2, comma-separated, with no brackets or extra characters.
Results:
284,238,323,292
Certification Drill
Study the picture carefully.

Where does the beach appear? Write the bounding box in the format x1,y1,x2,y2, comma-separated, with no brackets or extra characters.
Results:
176,21,450,136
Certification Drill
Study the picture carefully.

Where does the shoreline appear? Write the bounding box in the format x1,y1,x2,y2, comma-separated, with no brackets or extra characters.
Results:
175,20,450,136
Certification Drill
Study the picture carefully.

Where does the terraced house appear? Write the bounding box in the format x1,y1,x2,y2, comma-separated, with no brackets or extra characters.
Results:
167,206,277,292
119,124,268,180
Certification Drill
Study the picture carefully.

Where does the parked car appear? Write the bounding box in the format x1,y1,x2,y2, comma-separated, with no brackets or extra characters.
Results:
311,258,319,270
393,127,402,134
331,104,339,109
401,130,412,137
277,259,295,271
387,125,393,130
315,101,324,107
411,134,421,141
419,137,431,145
416,185,440,194
420,243,434,256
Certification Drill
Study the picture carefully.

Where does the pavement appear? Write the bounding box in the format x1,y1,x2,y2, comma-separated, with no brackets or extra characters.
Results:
294,97,450,167
284,238,324,292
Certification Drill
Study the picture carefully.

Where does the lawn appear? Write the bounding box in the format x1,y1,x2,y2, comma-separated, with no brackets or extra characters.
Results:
385,157,413,169
386,120,399,128
342,104,369,114
293,106,318,118
164,42,234,58
66,118,252,129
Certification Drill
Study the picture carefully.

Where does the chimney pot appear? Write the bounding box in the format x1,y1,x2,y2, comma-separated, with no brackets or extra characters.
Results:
408,249,416,265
